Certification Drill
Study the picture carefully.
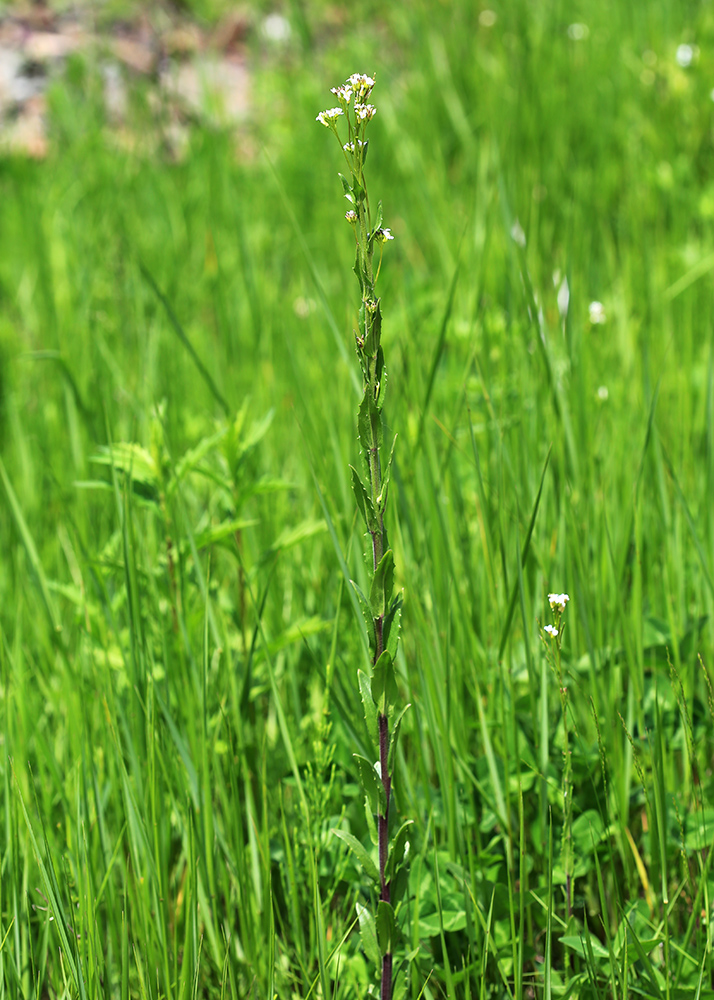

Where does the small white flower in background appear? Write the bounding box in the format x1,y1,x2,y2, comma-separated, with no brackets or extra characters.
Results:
316,107,344,127
375,227,394,242
479,9,497,27
293,296,316,319
262,13,291,42
597,385,609,401
567,23,589,41
544,625,559,637
354,103,377,121
548,593,570,613
557,275,570,318
510,219,526,247
676,44,695,68
589,301,606,325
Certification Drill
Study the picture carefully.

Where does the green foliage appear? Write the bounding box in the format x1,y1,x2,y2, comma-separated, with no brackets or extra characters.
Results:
3,0,714,996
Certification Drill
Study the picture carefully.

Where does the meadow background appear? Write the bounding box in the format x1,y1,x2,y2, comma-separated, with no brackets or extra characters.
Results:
2,0,714,996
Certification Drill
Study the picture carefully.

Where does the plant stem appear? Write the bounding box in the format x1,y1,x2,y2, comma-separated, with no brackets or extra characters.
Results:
368,331,391,1000
379,708,392,999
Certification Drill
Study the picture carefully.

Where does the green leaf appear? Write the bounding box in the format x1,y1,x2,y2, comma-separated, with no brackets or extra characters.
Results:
354,754,386,816
193,517,258,551
351,580,376,655
357,393,372,458
376,900,396,957
172,424,229,483
418,910,467,936
560,934,609,961
374,200,383,232
332,829,379,884
356,903,381,968
364,299,382,357
370,549,395,619
359,669,379,746
371,650,398,714
391,865,410,907
377,434,398,514
339,173,354,204
90,443,158,488
365,794,379,846
268,518,326,554
388,703,410,772
386,820,414,880
350,465,377,532
383,593,403,661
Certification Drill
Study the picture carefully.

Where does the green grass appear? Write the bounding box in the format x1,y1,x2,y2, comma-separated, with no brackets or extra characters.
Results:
2,0,714,996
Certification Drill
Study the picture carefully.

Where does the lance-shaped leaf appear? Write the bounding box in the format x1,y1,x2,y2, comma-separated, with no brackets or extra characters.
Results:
357,392,373,458
363,299,382,356
391,865,410,906
354,249,365,298
350,465,378,533
351,580,376,655
386,820,414,881
376,900,396,957
332,829,379,884
370,549,395,620
354,754,387,816
358,669,379,746
374,200,383,232
365,792,379,846
339,173,355,204
388,703,411,772
371,650,398,715
356,902,381,968
372,345,385,404
383,592,403,661
377,434,398,515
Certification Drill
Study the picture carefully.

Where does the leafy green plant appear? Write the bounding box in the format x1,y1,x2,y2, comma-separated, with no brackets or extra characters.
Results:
316,73,411,1000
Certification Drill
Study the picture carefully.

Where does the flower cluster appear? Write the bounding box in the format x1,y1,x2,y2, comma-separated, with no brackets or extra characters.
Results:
548,593,570,613
316,72,396,262
544,591,570,643
316,107,344,128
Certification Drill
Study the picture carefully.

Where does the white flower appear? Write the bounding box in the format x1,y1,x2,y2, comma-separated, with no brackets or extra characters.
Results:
510,219,526,247
316,107,344,127
354,103,377,121
567,23,589,41
676,44,694,68
262,13,291,42
548,593,570,613
331,85,353,103
597,385,609,401
345,210,358,224
557,275,570,318
589,301,606,325
544,625,559,637
343,140,366,152
375,227,394,242
348,73,375,99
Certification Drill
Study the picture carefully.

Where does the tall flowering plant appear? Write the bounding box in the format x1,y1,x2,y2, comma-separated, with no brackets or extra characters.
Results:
317,74,411,1000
